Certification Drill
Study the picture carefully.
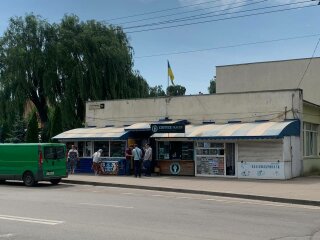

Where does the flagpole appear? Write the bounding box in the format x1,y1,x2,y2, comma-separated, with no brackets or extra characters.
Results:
166,61,169,118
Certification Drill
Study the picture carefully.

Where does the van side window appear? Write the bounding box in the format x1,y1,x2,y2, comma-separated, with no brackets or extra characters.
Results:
44,147,65,160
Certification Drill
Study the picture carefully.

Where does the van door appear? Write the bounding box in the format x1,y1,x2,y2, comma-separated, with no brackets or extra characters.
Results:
42,146,67,178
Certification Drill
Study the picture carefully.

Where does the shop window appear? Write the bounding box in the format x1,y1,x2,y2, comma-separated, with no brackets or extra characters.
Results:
158,141,193,160
303,122,318,157
84,142,93,157
94,141,109,157
195,142,235,176
110,141,126,157
77,142,84,157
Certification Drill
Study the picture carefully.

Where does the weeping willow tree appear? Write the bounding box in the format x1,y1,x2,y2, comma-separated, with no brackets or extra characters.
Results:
0,14,149,139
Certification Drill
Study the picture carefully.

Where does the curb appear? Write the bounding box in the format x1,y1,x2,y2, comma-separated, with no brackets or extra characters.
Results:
62,179,320,207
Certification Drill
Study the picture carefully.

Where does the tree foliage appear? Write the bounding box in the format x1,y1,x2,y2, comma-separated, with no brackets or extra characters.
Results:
208,77,216,94
167,85,186,96
5,115,26,143
149,85,166,97
26,112,39,143
0,14,150,142
50,106,63,142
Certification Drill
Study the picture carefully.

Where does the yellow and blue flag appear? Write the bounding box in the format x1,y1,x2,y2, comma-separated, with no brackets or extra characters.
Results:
167,60,175,85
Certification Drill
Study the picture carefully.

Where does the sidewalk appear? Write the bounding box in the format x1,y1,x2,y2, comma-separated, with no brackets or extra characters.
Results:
62,174,320,206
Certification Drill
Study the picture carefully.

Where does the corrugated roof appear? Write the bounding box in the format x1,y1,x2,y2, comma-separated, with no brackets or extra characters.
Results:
52,127,128,141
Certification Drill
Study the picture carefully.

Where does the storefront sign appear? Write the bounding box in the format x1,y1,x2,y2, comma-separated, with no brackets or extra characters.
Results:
170,162,181,175
238,162,285,179
151,124,185,133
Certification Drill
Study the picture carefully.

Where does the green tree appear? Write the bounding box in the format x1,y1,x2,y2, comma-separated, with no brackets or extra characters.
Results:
5,115,26,143
0,14,150,135
26,112,39,143
208,77,216,94
50,106,63,141
149,85,166,97
167,85,186,96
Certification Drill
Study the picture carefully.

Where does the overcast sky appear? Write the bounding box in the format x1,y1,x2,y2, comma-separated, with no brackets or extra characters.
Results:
0,0,319,94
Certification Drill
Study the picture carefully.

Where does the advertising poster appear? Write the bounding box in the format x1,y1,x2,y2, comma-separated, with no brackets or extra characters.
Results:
238,162,285,179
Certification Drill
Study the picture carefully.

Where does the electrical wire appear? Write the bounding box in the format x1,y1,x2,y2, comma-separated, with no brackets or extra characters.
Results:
135,33,320,58
124,0,314,30
106,0,225,22
296,37,320,89
117,0,264,26
126,4,317,33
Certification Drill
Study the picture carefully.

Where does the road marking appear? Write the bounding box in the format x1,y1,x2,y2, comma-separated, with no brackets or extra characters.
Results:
0,215,64,225
80,203,134,209
0,234,15,238
203,198,320,210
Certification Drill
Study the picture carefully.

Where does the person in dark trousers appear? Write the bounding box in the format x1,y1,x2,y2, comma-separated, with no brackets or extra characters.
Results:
125,145,133,175
132,144,142,178
143,144,152,176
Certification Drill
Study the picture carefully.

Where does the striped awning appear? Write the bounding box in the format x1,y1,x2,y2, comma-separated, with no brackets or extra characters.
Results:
151,121,300,140
52,127,128,141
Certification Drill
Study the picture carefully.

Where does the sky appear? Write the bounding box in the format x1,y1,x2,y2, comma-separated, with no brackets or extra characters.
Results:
0,0,319,94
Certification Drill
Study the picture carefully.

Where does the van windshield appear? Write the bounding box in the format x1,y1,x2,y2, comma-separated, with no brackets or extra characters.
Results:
44,146,65,160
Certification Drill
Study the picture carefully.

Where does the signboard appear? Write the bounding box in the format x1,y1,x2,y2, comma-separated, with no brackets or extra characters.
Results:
151,124,185,133
237,162,285,179
89,103,105,110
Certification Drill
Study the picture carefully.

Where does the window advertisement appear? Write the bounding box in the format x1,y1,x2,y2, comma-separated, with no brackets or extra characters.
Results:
195,142,226,176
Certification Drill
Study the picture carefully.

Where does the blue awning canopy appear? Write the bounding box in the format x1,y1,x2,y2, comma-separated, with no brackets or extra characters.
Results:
52,127,128,141
151,120,300,140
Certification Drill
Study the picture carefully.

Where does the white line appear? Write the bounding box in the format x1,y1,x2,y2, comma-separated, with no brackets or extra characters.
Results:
0,215,64,225
80,203,134,209
0,234,15,238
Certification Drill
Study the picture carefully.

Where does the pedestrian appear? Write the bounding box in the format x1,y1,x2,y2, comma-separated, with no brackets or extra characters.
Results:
68,145,79,174
92,149,103,176
132,144,142,178
125,145,133,176
143,144,152,176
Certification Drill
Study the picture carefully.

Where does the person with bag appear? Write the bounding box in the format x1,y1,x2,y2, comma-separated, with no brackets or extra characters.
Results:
68,145,79,174
132,144,142,178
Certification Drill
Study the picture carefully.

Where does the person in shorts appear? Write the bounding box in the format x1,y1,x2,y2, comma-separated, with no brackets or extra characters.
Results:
68,145,79,174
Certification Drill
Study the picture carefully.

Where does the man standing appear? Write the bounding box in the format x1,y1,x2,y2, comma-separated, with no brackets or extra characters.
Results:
68,145,79,174
143,144,152,176
92,149,103,176
132,144,142,178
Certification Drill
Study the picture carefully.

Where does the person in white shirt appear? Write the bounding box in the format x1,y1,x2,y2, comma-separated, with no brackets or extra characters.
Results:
92,149,103,175
132,144,142,178
143,144,152,176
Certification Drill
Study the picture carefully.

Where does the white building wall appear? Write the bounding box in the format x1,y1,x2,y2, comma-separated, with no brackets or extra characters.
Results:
86,90,302,128
237,140,286,179
216,58,320,106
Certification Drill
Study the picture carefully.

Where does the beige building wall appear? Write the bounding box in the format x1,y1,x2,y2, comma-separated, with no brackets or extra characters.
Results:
86,90,302,128
302,102,320,174
216,58,320,106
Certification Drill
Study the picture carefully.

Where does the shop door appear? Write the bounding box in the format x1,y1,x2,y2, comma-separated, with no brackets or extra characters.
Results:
226,143,235,176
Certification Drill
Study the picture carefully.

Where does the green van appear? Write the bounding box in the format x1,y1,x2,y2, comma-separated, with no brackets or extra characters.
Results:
0,143,68,186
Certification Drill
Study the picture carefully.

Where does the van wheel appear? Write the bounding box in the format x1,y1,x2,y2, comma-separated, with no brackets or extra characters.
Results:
50,179,61,185
23,172,36,187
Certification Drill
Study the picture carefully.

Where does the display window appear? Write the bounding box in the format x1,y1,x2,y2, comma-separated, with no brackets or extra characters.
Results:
195,142,235,176
157,141,194,160
92,141,126,158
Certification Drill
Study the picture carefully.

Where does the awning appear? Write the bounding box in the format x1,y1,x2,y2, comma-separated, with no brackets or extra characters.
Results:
151,121,300,140
52,127,128,141
124,120,188,132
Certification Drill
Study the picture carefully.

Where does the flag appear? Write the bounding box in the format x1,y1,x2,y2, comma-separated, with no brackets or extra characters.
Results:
167,60,175,85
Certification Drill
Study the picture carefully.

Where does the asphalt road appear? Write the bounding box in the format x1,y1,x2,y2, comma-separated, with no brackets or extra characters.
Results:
0,181,320,240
